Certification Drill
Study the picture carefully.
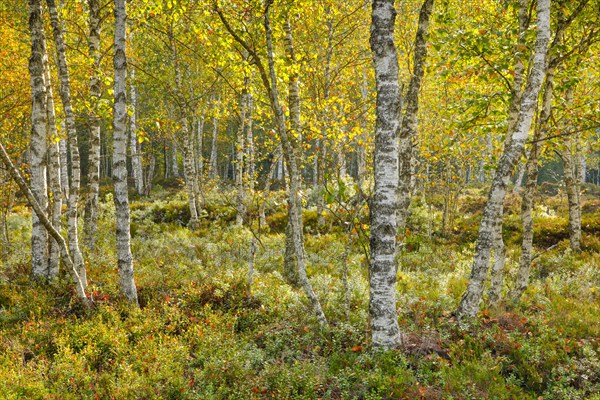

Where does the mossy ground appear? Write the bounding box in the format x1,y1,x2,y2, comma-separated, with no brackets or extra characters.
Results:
0,187,598,399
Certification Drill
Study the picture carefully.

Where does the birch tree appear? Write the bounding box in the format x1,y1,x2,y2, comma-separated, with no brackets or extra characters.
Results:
216,0,327,325
235,78,249,226
397,0,434,234
511,0,591,300
129,54,145,196
28,0,49,280
368,0,402,348
169,23,201,229
84,0,102,249
113,0,138,304
46,0,87,289
0,141,89,305
43,49,62,279
456,0,551,320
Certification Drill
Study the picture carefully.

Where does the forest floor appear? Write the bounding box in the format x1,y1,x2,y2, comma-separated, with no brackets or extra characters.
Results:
0,184,599,399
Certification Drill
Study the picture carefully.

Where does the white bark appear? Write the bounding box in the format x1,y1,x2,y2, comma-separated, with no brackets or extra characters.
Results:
369,0,402,348
512,2,575,300
171,140,179,177
59,137,69,200
456,0,550,320
113,0,138,304
84,0,101,249
513,161,526,192
44,50,62,279
47,0,87,289
487,221,505,307
28,0,49,279
195,114,204,184
564,135,582,251
209,99,219,180
245,92,255,192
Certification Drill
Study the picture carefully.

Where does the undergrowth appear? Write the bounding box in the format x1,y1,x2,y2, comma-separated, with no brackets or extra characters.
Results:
0,188,598,399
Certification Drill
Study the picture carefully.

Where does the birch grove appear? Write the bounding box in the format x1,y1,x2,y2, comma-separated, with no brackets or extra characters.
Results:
0,0,598,386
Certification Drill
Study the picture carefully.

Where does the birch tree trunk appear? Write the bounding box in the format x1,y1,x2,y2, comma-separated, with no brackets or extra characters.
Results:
268,14,325,324
216,1,327,325
369,0,402,348
469,0,531,305
564,132,582,251
171,141,179,177
44,52,62,279
512,141,541,300
59,137,69,200
47,0,87,289
113,0,138,304
397,0,434,234
28,0,49,280
129,57,144,195
562,86,582,251
170,27,200,228
512,2,578,300
235,83,248,226
511,76,555,301
487,221,505,307
209,101,219,180
0,142,89,304
456,0,550,320
84,0,102,249
245,92,255,192
144,154,155,195
195,114,204,201
282,18,303,285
